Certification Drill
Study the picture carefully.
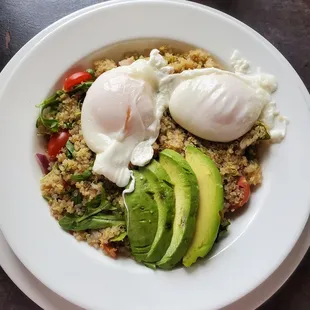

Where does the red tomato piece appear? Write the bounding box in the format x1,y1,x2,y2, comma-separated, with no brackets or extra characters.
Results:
47,130,70,160
236,176,251,208
103,244,117,259
63,71,92,91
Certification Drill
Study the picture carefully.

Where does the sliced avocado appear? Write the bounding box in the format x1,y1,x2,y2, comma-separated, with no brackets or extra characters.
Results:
156,149,199,270
140,160,175,263
124,170,158,262
183,146,224,267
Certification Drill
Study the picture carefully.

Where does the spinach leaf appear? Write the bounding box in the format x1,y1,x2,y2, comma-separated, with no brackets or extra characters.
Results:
87,189,122,213
67,81,93,95
70,169,92,181
215,218,231,242
59,213,125,231
86,69,96,79
66,141,75,159
56,90,65,96
110,231,127,242
77,200,110,223
86,193,102,209
59,188,125,231
72,189,111,222
64,122,74,129
71,190,82,205
36,93,61,133
41,119,59,132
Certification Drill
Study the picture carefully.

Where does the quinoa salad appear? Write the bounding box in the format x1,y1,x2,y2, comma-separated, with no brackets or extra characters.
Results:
36,46,285,269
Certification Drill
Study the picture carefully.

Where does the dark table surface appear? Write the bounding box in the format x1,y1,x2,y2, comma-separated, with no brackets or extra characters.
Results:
0,0,309,309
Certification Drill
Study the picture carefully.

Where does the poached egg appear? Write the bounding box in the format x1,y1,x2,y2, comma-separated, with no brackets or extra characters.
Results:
164,67,279,142
81,50,170,187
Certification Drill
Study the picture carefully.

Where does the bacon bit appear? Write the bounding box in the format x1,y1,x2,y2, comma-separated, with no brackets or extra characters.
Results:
103,244,118,258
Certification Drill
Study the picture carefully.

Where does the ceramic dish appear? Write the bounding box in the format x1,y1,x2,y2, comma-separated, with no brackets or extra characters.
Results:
0,5,309,310
0,1,309,309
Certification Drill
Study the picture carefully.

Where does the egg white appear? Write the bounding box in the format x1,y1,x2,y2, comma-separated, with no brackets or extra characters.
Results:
81,50,171,187
160,66,281,142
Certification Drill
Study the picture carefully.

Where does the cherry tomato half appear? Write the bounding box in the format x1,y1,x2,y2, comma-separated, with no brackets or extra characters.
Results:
236,176,251,208
47,130,70,160
103,244,117,259
63,71,93,91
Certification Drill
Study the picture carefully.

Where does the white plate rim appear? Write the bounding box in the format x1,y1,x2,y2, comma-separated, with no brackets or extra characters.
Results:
0,1,309,310
0,4,309,310
1,226,309,310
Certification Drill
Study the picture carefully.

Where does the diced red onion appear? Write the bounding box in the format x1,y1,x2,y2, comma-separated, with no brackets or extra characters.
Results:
35,153,50,174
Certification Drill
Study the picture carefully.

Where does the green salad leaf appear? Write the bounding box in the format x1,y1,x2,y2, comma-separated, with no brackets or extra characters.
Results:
59,213,125,231
67,81,93,95
66,140,75,159
86,69,96,79
70,169,92,181
110,231,127,242
36,93,62,133
78,200,111,223
86,193,102,209
64,122,74,129
215,218,231,242
71,190,82,205
59,188,125,231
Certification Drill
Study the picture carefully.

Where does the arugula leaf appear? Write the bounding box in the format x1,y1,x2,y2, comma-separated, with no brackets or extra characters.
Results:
86,193,102,209
36,93,61,133
70,169,92,181
66,140,75,159
67,81,93,95
220,218,231,231
74,189,111,222
56,90,65,96
215,218,231,242
86,68,96,79
110,231,127,242
43,119,59,132
59,213,125,231
77,200,110,223
71,190,82,205
59,188,125,231
78,214,125,231
64,122,74,129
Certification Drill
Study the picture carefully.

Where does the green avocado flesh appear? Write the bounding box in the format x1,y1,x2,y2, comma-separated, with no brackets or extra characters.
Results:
141,160,175,263
183,146,224,267
124,170,159,262
156,149,199,270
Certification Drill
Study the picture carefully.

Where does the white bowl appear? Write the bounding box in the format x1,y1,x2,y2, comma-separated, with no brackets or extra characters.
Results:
0,1,309,309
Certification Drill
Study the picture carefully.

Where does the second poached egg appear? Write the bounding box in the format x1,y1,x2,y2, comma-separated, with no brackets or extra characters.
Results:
166,68,277,142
